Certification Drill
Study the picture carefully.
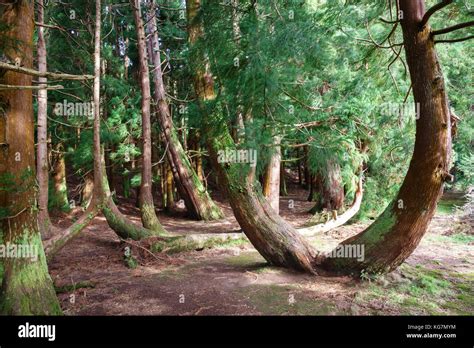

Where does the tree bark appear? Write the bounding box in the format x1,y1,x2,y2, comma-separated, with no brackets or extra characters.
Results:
187,0,451,277
165,157,175,210
262,136,281,214
36,0,52,238
131,0,165,234
146,0,223,221
280,160,288,197
309,158,344,214
81,171,94,208
50,143,69,211
299,177,363,236
0,0,61,314
186,0,315,272
322,0,453,274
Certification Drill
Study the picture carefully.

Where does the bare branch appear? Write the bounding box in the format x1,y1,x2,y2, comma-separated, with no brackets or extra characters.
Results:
0,62,93,80
379,17,400,24
359,22,403,49
34,22,66,32
435,35,474,44
0,84,64,90
432,20,474,35
420,0,454,28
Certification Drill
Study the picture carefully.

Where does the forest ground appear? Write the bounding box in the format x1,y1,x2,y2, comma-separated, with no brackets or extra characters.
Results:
48,183,474,315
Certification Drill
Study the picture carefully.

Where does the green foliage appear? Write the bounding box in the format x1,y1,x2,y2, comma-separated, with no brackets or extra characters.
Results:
32,0,473,224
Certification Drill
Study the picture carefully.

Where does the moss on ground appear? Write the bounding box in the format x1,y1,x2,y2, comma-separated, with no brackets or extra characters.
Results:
354,264,473,315
237,284,342,315
436,197,467,216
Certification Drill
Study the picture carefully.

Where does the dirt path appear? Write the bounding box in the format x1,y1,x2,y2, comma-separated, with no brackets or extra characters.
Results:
48,192,473,315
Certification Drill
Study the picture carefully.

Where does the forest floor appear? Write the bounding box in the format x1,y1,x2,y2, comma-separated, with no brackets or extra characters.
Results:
48,186,473,316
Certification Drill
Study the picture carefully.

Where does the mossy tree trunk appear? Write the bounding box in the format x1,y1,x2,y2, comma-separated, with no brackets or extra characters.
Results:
322,0,453,274
187,0,452,277
186,0,315,272
147,0,223,221
0,0,61,314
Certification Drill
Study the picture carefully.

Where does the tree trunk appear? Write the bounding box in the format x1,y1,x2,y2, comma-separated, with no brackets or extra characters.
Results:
303,147,310,189
186,0,315,272
36,0,52,238
262,136,281,214
147,0,223,221
297,148,302,186
86,0,161,240
131,0,165,234
322,0,452,274
310,158,344,214
299,176,363,236
165,157,175,210
50,143,69,211
280,160,288,197
0,0,61,314
81,171,94,208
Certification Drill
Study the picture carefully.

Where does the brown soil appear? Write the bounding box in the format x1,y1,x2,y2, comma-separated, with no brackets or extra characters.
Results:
48,186,473,316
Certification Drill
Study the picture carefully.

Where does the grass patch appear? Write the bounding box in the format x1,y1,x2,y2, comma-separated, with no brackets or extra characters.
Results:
436,197,466,216
225,252,266,267
427,233,474,245
238,284,341,315
355,264,473,315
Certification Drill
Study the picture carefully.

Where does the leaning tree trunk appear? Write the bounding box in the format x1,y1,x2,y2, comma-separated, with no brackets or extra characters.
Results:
36,0,52,238
0,0,61,314
186,0,315,272
147,0,223,221
131,0,166,234
322,0,452,274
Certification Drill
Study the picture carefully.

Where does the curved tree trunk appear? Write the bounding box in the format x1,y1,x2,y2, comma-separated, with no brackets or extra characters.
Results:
322,0,452,274
188,0,452,277
131,0,165,234
147,0,223,221
187,0,315,272
0,0,61,314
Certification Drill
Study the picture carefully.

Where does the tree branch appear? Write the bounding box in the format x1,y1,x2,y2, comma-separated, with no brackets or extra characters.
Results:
420,0,454,28
432,20,474,36
0,62,93,80
379,17,400,24
435,35,474,44
0,84,64,90
34,22,66,32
